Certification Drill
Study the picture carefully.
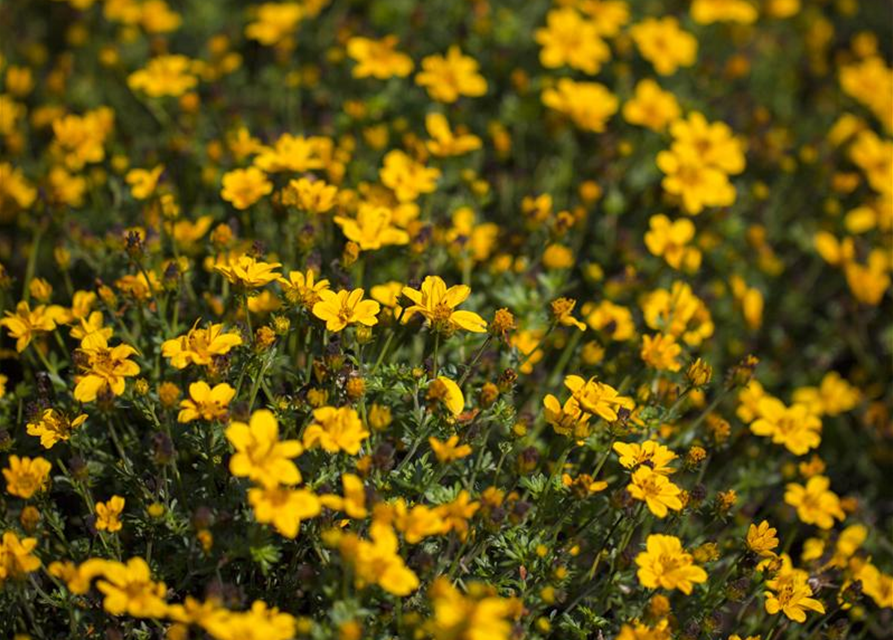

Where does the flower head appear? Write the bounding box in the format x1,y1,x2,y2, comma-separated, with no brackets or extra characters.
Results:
636,534,708,594
312,289,380,332
4,455,52,499
303,406,370,455
226,409,303,488
402,276,487,334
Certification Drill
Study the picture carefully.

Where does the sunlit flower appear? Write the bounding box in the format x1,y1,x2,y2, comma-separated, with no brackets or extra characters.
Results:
226,409,303,488
312,289,380,332
402,276,487,334
636,534,708,594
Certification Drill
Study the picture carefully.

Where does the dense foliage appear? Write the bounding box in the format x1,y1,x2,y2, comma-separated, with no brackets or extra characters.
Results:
0,1,891,639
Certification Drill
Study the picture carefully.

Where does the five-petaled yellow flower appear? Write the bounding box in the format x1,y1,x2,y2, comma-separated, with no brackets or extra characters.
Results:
74,333,141,403
402,276,487,334
312,289,380,332
178,381,236,423
226,409,303,488
636,534,708,594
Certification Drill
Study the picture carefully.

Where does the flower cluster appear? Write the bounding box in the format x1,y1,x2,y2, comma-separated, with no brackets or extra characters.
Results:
0,0,890,639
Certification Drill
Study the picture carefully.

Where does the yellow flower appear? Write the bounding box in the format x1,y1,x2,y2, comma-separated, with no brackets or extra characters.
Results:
0,531,41,582
74,333,141,402
543,394,591,440
622,79,681,132
630,17,698,76
96,557,168,618
764,570,825,622
220,167,273,210
640,333,683,372
226,409,303,488
542,78,618,133
0,301,58,352
346,35,413,79
302,406,370,455
253,133,330,173
617,619,671,640
50,107,113,171
585,300,636,341
434,490,480,541
784,476,845,530
849,130,893,197
656,146,736,215
691,0,758,25
334,203,410,250
627,466,684,518
319,473,368,519
279,269,330,308
669,112,746,176
429,435,472,464
128,55,198,97
283,177,338,214
612,441,678,475
26,408,88,449
636,534,708,594
337,522,420,596
792,372,860,417
644,214,701,271
401,275,487,334
746,520,780,557
178,381,236,423
0,162,37,211
379,150,441,202
162,321,243,369
425,113,482,157
640,281,714,346
248,486,321,539
415,46,487,103
245,2,304,45
750,398,821,455
312,288,380,332
427,377,466,417
3,455,52,499
214,255,282,289
564,375,634,422
125,165,164,200
551,297,587,331
427,577,518,640
535,7,610,74
96,495,125,533
578,0,630,37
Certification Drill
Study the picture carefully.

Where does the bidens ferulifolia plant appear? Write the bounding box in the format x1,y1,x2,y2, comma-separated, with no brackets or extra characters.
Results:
0,0,890,639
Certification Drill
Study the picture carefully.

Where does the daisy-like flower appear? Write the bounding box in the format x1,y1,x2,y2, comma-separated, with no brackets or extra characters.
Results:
220,167,273,210
636,534,708,594
312,289,380,332
73,333,140,403
428,435,472,464
248,486,321,539
26,408,88,449
750,398,822,455
279,269,330,308
0,301,59,352
178,381,236,423
401,276,487,334
612,441,678,475
627,466,684,518
564,375,634,422
161,321,243,369
415,46,487,103
214,255,282,290
302,406,370,455
225,409,303,488
95,495,125,533
3,455,52,499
